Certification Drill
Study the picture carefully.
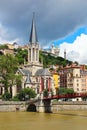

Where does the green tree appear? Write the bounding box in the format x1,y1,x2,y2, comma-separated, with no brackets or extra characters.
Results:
66,88,74,94
43,88,53,97
39,51,72,68
43,89,49,97
17,88,36,101
2,92,12,101
0,54,20,96
15,48,28,64
58,88,74,95
0,44,8,49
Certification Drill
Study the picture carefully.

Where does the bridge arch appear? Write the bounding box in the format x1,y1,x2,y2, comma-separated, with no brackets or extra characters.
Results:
27,104,37,112
0,51,4,55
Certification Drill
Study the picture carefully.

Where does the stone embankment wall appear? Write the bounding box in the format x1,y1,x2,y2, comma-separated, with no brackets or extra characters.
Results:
1,101,87,112
52,101,87,113
0,101,26,112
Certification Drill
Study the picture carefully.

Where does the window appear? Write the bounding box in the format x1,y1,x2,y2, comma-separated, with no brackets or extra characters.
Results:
33,48,34,61
76,74,78,77
77,88,79,91
77,83,79,86
36,49,38,61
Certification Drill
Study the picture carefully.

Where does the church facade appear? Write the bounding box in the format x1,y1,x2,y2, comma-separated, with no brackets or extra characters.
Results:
15,14,54,96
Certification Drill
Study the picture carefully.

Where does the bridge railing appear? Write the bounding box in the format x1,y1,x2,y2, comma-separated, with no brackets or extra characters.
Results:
43,92,87,100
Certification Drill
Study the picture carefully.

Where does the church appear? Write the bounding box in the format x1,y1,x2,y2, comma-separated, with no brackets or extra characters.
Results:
15,14,54,96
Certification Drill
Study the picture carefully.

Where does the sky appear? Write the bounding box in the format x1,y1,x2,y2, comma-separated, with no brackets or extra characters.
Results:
0,0,87,64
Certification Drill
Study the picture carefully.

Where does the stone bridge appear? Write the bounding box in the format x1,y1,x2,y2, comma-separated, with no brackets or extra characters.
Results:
0,100,51,112
25,98,52,113
0,94,52,112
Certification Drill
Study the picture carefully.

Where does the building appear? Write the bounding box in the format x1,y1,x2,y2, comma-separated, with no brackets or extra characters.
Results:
80,65,87,92
50,44,60,57
0,42,19,55
0,49,14,55
52,72,60,94
42,44,60,58
59,64,87,93
16,14,53,96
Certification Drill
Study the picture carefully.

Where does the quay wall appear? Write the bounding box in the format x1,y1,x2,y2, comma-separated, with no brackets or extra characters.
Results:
52,101,87,113
0,101,26,112
0,101,87,112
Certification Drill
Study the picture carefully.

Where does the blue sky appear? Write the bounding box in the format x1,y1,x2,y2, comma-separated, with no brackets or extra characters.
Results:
53,26,87,46
58,26,87,64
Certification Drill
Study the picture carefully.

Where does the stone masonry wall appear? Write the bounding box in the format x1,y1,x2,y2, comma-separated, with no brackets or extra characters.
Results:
0,101,26,112
52,101,87,113
1,101,87,112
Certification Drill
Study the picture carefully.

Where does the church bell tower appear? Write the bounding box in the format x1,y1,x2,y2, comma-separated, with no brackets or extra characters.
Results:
28,13,43,75
28,13,39,63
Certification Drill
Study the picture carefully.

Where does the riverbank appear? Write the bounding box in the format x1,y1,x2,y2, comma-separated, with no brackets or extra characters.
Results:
52,101,87,112
0,101,26,111
0,101,87,112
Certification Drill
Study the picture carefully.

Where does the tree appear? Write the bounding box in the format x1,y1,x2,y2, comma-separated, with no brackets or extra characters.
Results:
39,51,72,68
17,88,36,101
15,48,28,64
43,88,53,97
66,88,74,94
2,92,12,101
58,88,74,95
0,44,8,49
0,54,20,96
43,89,48,97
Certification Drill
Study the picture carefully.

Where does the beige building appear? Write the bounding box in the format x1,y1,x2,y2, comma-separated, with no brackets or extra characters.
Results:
60,64,87,93
42,44,60,58
51,44,60,57
0,42,18,55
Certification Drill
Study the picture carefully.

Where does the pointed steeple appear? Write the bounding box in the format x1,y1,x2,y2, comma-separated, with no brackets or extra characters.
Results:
29,13,38,44
26,73,31,84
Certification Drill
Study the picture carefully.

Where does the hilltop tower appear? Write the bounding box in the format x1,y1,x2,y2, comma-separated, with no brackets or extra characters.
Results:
64,49,66,59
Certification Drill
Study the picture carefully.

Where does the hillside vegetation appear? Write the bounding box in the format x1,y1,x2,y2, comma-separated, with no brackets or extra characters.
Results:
14,49,72,67
39,51,72,68
0,47,72,67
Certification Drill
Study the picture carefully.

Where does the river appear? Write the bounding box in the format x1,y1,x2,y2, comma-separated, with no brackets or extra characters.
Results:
0,111,87,130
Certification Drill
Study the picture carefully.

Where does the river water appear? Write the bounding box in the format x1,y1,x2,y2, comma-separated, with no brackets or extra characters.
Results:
0,111,87,130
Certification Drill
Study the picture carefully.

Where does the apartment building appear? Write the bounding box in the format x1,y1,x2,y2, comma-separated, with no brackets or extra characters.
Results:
59,64,87,93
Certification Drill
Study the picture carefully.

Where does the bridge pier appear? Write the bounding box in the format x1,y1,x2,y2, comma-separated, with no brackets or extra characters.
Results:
36,92,45,112
36,93,52,113
36,100,52,113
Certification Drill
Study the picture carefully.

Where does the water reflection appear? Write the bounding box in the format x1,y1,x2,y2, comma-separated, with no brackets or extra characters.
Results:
58,112,87,117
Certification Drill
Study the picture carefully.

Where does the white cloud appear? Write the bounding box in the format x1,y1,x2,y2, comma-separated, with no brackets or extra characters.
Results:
0,23,21,45
59,34,87,64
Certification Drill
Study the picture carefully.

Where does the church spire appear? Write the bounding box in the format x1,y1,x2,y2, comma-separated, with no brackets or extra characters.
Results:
29,13,38,44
